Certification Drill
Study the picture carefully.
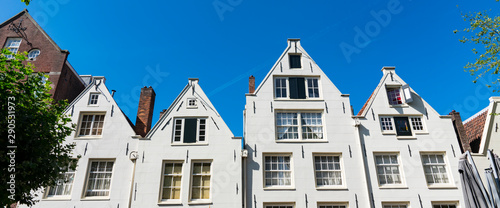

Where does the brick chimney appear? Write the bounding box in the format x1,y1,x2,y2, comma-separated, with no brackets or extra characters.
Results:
135,86,156,137
449,110,470,153
249,75,255,94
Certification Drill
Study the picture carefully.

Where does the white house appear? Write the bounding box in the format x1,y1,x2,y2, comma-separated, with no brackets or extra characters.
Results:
19,76,140,208
130,78,243,208
354,67,465,208
243,39,371,208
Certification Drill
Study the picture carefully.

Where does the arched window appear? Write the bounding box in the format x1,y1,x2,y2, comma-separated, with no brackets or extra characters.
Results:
28,49,41,61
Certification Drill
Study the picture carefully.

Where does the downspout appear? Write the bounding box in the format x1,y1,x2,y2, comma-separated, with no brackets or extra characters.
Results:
128,151,138,208
242,108,248,208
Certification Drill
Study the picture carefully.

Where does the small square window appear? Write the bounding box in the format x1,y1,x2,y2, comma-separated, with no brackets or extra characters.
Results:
289,54,301,68
88,93,99,105
187,98,197,108
380,117,394,132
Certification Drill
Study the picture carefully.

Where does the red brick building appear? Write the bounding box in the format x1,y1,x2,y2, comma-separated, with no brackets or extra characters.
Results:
0,9,85,103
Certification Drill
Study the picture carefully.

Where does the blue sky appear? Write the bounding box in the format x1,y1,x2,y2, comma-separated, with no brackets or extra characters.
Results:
2,0,499,136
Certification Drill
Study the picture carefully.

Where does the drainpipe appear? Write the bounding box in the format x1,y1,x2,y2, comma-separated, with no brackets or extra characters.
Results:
128,151,138,208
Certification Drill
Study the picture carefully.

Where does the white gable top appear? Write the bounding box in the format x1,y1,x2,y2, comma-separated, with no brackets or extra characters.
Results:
463,106,489,124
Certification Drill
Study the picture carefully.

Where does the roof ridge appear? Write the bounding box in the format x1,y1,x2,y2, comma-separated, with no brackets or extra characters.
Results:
463,106,489,124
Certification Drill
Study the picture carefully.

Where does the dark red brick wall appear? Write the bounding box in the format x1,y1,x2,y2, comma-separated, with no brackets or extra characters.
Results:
449,110,470,153
135,87,156,137
464,110,488,145
53,62,85,103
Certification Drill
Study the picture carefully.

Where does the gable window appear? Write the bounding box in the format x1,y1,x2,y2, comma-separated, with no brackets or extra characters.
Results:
264,155,293,187
190,162,211,200
84,160,114,197
276,112,323,141
161,162,182,201
78,114,105,137
88,93,99,105
314,155,343,188
375,153,403,186
379,116,425,136
274,77,321,99
187,98,197,108
289,54,301,68
387,88,403,105
421,153,450,186
45,165,75,198
4,38,22,59
173,118,206,143
28,49,40,61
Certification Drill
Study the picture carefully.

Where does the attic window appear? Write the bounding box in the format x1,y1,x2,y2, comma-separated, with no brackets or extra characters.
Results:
289,54,301,69
28,49,40,61
4,38,22,59
386,85,413,105
88,93,99,105
187,98,197,108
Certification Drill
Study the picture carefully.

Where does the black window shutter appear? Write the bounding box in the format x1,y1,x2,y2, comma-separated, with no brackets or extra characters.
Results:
289,78,306,99
183,118,197,143
289,55,301,68
394,117,412,136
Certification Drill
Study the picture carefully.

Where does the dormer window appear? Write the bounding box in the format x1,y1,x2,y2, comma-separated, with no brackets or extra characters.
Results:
88,93,99,105
274,77,320,99
4,38,22,59
28,49,40,61
289,54,301,69
187,98,197,108
386,84,413,105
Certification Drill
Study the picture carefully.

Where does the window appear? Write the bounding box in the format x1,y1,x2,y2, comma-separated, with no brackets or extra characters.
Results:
173,118,206,143
379,116,425,136
383,203,408,208
161,162,182,201
432,203,457,208
387,88,403,105
264,155,292,187
274,77,321,99
84,160,114,197
190,162,211,200
421,154,450,185
314,155,343,187
187,98,197,108
4,38,22,59
88,93,99,105
28,49,40,60
265,205,294,208
318,204,348,208
276,112,323,140
78,114,105,137
46,165,75,198
375,154,403,186
289,54,301,68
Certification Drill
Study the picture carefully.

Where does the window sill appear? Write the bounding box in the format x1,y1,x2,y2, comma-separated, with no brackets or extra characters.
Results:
276,140,327,143
415,132,429,135
171,143,209,146
263,187,296,191
381,132,396,135
427,185,457,189
378,185,408,189
274,98,324,102
75,136,103,140
158,201,183,205
42,197,71,201
396,136,416,140
188,200,212,205
389,104,409,108
80,197,110,201
316,186,348,190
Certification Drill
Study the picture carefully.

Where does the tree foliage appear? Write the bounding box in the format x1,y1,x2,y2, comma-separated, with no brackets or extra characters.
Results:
0,49,77,206
21,0,31,6
456,1,500,91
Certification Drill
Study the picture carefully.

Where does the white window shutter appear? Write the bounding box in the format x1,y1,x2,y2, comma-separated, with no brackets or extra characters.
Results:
402,84,413,103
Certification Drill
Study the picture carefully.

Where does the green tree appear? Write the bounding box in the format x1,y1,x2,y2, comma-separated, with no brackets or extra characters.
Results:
0,49,77,206
21,0,31,5
456,1,500,91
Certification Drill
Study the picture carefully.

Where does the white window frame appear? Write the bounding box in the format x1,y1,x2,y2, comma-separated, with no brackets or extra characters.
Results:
187,98,198,109
77,113,106,138
313,154,345,189
273,77,322,99
4,38,22,59
317,202,349,208
83,160,114,199
275,111,324,141
263,154,294,189
420,152,453,187
378,115,427,136
382,202,409,208
374,153,405,187
189,161,212,202
44,165,76,199
386,86,404,105
88,93,99,105
28,49,41,61
159,161,183,203
264,203,295,208
172,118,207,144
431,202,458,208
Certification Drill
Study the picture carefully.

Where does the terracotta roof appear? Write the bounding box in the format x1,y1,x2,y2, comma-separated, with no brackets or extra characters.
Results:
357,89,376,116
463,108,488,143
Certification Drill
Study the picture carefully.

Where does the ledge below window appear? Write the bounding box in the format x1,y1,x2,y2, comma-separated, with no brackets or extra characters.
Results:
188,200,212,205
42,197,71,201
171,143,209,146
158,201,182,205
80,197,110,201
316,186,348,191
276,140,328,143
263,187,296,191
389,104,409,108
427,185,458,189
378,185,408,189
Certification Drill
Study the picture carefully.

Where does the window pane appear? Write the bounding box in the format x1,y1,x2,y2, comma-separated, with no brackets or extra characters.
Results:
387,88,403,105
275,78,287,98
191,162,211,200
307,78,319,98
162,163,182,200
375,154,402,185
264,156,292,187
85,161,113,197
314,156,342,186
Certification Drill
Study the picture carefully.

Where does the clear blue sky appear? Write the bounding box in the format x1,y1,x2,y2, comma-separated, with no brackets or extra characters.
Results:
2,0,499,136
